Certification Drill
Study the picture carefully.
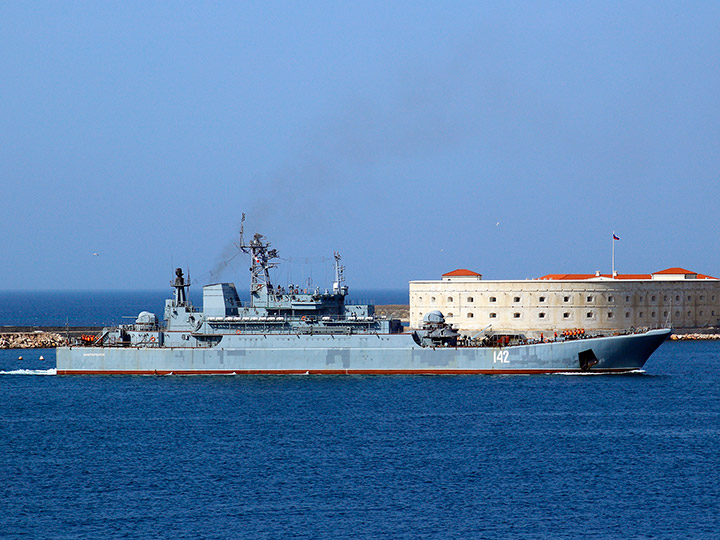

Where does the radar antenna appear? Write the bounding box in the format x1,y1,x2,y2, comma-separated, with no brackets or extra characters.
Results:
238,213,279,300
333,251,347,296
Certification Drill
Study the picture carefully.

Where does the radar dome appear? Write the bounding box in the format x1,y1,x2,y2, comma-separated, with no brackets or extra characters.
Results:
136,311,158,325
423,310,445,324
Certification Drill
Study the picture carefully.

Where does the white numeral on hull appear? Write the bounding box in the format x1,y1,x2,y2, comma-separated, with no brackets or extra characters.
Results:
493,350,509,364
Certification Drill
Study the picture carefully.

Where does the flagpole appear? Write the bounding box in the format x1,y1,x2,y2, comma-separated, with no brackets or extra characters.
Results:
612,232,616,278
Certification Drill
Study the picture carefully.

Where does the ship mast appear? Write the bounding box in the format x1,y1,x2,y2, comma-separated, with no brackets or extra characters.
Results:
333,251,348,296
238,214,278,303
172,268,190,306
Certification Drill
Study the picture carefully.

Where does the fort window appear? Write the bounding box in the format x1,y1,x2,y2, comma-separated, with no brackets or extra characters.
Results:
687,311,691,317
447,313,453,317
467,297,474,303
490,313,497,318
625,312,630,318
675,311,680,317
563,296,570,302
663,311,668,318
448,296,453,302
699,311,703,316
563,312,570,319
608,312,614,318
625,296,630,302
676,295,680,302
608,295,614,302
489,297,497,303
712,311,715,316
539,296,546,302
651,311,656,318
664,295,668,301
513,313,521,318
639,312,644,318
418,296,423,302
431,297,436,303
587,295,594,302
586,312,593,318
538,312,546,318
651,295,656,302
513,297,521,303
700,295,704,301
688,295,692,301
467,312,474,318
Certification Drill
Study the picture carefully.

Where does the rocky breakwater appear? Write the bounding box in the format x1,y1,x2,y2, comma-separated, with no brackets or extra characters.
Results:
670,333,720,341
0,331,67,349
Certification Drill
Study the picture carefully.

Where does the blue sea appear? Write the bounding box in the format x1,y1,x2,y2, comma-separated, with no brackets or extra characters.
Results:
0,289,409,327
1,293,719,539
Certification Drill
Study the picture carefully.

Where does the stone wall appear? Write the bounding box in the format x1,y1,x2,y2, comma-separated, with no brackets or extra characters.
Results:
410,278,720,335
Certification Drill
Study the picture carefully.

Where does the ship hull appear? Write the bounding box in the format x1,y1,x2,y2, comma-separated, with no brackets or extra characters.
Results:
56,328,670,375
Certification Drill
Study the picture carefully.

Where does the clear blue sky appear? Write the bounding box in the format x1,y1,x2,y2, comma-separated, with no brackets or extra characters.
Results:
1,2,719,290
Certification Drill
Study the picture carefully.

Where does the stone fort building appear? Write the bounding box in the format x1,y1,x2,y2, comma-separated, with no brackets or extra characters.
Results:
409,268,720,335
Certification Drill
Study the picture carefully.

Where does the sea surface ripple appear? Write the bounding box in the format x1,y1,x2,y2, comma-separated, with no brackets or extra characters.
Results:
1,341,718,539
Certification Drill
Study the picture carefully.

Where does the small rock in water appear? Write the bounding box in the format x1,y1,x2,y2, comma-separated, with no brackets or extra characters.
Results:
18,355,23,361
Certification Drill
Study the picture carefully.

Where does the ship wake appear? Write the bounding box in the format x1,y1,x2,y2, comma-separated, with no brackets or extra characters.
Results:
0,368,57,376
554,369,646,376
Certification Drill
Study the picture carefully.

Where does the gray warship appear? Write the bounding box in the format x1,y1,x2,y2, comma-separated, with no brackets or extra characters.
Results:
56,228,670,375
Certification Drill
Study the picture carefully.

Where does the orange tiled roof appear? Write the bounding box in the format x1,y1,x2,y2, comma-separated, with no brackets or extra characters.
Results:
539,273,651,280
539,269,718,280
653,267,696,275
442,269,482,277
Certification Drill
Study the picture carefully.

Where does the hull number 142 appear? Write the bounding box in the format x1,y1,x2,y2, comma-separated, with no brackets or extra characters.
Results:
493,350,510,364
